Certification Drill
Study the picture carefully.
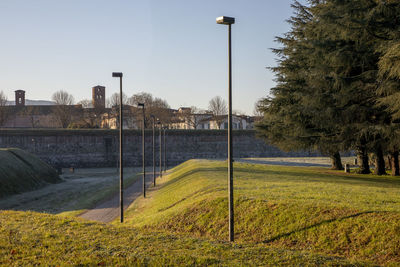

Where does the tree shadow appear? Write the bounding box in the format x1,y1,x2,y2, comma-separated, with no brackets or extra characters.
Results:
262,210,379,244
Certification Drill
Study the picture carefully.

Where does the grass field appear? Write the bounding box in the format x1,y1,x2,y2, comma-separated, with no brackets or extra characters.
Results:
1,159,400,265
123,160,400,265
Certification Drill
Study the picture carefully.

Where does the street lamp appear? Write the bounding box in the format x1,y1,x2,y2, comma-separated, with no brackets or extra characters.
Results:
157,120,162,178
151,115,156,187
216,15,235,242
112,71,124,223
138,103,146,198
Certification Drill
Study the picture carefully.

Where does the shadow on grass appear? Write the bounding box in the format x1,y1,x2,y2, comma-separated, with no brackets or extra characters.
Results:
163,163,400,193
234,166,400,188
262,210,379,244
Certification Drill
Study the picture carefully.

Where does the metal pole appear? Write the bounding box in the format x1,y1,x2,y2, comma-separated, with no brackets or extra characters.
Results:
142,106,146,198
119,77,124,223
227,23,234,242
115,136,118,173
163,128,166,173
152,117,156,187
159,124,162,178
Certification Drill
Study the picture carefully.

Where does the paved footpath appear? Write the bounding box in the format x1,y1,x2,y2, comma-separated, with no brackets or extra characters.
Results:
79,174,155,223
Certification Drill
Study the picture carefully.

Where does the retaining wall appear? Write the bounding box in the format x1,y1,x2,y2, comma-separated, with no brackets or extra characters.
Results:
0,129,316,168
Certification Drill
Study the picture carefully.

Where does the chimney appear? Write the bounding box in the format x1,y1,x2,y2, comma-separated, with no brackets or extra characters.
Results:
15,90,25,106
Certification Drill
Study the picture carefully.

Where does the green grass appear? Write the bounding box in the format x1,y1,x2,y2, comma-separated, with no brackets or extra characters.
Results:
123,160,400,265
0,148,61,198
0,211,365,266
2,159,400,265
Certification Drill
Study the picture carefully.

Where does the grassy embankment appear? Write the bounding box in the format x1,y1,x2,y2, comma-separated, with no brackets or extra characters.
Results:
0,210,365,266
124,160,400,265
0,148,60,198
1,159,400,265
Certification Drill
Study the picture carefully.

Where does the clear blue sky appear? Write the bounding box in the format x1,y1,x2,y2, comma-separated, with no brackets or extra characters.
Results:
0,0,299,114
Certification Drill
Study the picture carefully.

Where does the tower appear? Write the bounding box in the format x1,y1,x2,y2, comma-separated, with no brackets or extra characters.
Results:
15,90,25,106
92,86,105,108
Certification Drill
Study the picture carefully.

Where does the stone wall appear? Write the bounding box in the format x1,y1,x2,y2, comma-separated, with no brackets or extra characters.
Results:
0,129,316,168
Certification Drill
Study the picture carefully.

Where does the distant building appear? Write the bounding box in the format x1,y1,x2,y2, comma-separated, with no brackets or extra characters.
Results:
166,107,255,130
0,86,107,128
100,105,139,129
15,90,25,106
168,108,213,129
0,88,256,130
92,86,105,108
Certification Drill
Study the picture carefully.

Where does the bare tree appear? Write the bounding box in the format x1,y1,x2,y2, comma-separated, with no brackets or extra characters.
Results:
208,96,227,129
253,99,264,121
52,90,75,128
0,91,7,106
24,106,40,128
52,90,75,105
0,91,10,126
107,92,128,108
77,99,92,108
128,92,153,107
180,106,206,129
127,92,172,127
77,99,106,127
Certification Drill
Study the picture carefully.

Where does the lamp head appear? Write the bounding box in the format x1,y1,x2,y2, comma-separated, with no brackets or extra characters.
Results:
138,103,145,108
216,16,235,25
112,72,123,78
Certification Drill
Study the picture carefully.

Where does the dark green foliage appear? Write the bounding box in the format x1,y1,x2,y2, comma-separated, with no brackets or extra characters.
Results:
257,0,400,173
0,148,61,198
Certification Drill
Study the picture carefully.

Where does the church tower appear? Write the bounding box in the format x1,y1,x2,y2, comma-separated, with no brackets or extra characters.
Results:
92,86,105,108
15,90,25,106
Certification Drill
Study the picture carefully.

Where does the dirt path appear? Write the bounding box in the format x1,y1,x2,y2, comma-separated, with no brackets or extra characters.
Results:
79,176,153,223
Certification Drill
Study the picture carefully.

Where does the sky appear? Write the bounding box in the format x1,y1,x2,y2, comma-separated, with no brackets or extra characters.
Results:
0,0,299,115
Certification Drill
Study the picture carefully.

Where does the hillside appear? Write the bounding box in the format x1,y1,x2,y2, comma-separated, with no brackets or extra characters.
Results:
0,148,61,198
0,210,364,266
124,160,400,266
1,159,400,265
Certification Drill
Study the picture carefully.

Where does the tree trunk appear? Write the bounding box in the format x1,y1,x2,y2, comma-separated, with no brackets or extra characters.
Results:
374,147,386,175
390,151,400,176
330,152,344,170
356,144,370,174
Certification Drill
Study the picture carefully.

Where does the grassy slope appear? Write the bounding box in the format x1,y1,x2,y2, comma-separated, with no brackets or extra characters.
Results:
0,211,363,266
124,160,400,266
0,148,60,198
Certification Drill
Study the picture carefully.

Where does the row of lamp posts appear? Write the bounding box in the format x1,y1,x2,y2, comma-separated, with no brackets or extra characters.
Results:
112,15,235,242
112,72,167,223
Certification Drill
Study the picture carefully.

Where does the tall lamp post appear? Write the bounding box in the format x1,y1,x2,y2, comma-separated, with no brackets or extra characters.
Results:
216,15,235,242
112,71,124,223
151,115,156,187
138,103,146,198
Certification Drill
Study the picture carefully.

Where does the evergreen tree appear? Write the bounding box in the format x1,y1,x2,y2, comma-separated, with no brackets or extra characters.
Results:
257,0,399,174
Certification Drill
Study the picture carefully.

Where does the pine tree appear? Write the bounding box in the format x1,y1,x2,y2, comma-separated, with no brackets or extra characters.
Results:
257,0,399,174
